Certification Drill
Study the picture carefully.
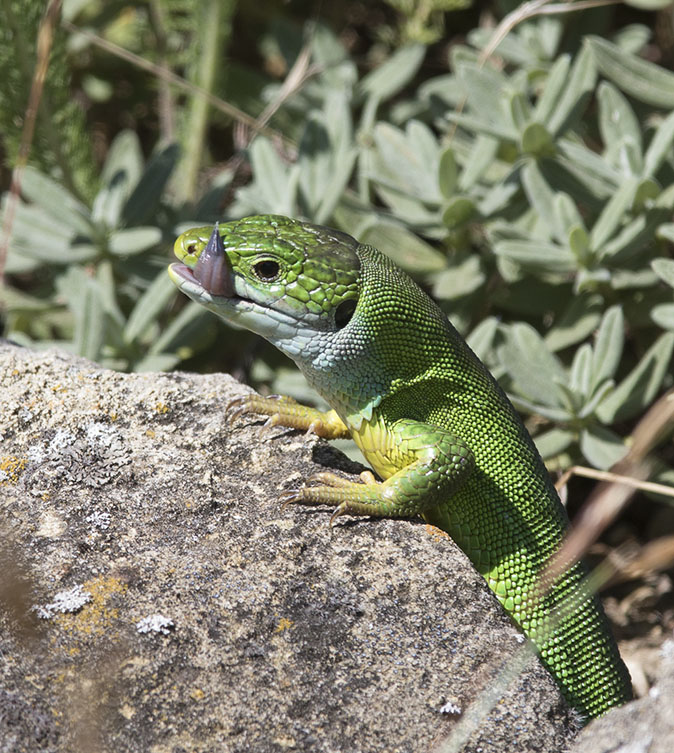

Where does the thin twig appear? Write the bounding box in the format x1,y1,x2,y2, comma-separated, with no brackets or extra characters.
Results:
60,19,289,145
545,389,674,586
555,465,674,499
478,0,618,65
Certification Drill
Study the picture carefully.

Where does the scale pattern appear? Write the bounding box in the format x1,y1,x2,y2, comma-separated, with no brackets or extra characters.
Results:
171,215,633,719
346,244,633,718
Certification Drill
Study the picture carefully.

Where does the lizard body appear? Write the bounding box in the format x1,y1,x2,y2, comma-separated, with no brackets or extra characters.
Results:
168,214,632,719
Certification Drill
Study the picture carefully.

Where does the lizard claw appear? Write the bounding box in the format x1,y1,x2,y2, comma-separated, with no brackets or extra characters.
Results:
279,489,303,508
329,504,348,526
226,395,252,423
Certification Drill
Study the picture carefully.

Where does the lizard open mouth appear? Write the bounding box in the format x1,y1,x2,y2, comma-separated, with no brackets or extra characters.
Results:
171,225,236,298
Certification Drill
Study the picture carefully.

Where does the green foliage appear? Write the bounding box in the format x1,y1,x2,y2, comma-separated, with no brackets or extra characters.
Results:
2,130,216,371
2,5,674,490
0,0,97,198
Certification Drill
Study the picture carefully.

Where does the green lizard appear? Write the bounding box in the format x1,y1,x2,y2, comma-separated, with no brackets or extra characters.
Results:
168,214,632,719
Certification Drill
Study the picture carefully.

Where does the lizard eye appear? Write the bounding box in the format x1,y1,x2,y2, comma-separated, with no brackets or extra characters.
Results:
334,298,357,329
253,259,280,281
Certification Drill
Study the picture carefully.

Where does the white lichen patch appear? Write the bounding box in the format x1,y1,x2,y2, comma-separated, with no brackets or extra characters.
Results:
86,511,112,530
137,614,175,635
35,584,92,619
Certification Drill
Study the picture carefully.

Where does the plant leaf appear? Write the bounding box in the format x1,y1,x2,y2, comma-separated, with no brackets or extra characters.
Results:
580,425,628,470
597,332,674,423
586,36,674,108
124,271,177,344
358,44,425,102
590,305,624,392
652,258,674,288
109,227,162,256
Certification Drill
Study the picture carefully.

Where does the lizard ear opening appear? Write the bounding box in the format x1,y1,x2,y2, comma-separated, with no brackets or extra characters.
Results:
334,298,357,329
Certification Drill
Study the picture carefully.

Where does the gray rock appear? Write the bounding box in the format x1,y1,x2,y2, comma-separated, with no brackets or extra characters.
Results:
0,341,584,752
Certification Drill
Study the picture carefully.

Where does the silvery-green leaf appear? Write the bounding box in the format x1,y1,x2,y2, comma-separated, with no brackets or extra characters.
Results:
632,178,660,210
534,428,574,459
612,24,650,54
534,54,571,127
569,226,592,265
597,332,674,422
544,294,602,352
493,239,576,274
458,134,499,190
466,316,498,360
643,111,674,178
91,171,129,228
554,193,585,232
372,121,440,202
652,257,674,288
438,147,458,199
442,197,475,229
520,123,555,157
445,111,518,141
521,162,562,241
509,395,571,423
570,343,593,396
624,0,674,10
147,301,213,359
74,276,105,361
586,35,674,108
315,147,357,225
477,179,521,217
601,209,667,264
360,222,445,274
590,305,624,392
109,227,162,256
553,381,584,414
580,426,628,470
547,44,596,136
96,259,124,329
578,380,615,420
134,354,181,372
652,304,674,330
125,272,177,344
432,256,485,301
456,62,511,128
597,82,642,157
20,167,93,233
101,129,143,187
357,44,425,102
501,323,565,406
509,92,531,133
589,177,639,253
122,143,180,226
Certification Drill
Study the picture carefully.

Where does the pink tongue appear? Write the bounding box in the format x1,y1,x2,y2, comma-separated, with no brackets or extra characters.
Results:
193,224,235,297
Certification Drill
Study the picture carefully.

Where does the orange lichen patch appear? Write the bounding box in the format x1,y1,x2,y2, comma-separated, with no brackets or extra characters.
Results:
155,402,169,415
0,456,27,484
275,617,294,633
424,524,451,541
56,576,128,638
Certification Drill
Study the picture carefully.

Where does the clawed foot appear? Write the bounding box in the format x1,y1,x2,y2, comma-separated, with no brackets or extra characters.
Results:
279,470,384,526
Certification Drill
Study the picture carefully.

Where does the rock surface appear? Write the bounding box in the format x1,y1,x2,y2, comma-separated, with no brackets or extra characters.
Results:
0,341,589,752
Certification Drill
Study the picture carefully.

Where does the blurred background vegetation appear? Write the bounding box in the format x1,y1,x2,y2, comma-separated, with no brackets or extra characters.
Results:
2,0,674,686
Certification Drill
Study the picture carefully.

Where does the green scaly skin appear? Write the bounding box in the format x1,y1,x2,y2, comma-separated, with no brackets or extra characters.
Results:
168,214,632,720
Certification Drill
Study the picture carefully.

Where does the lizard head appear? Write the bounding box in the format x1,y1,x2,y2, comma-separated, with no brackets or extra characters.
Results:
168,215,362,356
